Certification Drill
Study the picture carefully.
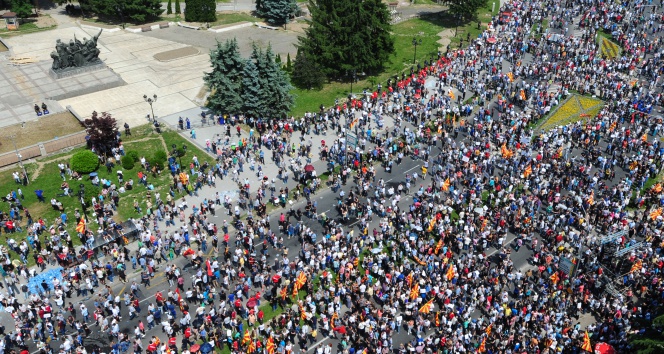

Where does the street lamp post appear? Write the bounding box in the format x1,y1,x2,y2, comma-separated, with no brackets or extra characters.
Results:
8,135,28,185
172,143,187,169
412,37,422,64
349,69,357,98
116,3,125,29
78,184,88,221
143,94,158,122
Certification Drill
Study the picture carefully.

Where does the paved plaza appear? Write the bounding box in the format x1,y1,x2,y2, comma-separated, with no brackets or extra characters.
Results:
0,0,319,129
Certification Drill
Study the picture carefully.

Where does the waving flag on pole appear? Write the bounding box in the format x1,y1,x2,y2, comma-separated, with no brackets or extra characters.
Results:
442,178,451,191
246,340,256,354
446,265,456,280
409,284,420,300
478,337,486,353
435,239,443,254
581,331,592,352
242,330,251,345
550,272,560,284
75,217,86,234
419,298,434,313
524,165,532,178
295,272,307,289
266,337,276,354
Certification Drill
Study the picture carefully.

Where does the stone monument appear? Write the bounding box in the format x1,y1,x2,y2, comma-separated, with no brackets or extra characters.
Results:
49,29,105,79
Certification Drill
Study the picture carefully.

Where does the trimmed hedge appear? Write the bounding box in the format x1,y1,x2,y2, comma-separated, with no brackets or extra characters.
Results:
121,155,135,170
71,150,100,174
153,150,168,164
126,150,140,163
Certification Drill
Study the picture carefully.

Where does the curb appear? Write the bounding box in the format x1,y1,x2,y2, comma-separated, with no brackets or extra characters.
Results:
207,21,254,33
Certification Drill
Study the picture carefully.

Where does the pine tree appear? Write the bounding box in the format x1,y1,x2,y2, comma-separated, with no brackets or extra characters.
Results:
292,51,325,90
175,0,181,14
167,0,173,14
185,0,216,22
250,44,271,118
298,0,394,77
275,53,282,65
261,45,295,119
241,59,263,118
204,38,245,116
260,0,296,27
255,0,264,16
285,53,292,72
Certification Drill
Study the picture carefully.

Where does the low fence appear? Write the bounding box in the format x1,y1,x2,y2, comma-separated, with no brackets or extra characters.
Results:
0,131,87,168
0,106,88,169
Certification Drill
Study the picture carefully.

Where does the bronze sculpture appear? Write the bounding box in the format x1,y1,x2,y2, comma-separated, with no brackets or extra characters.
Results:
51,29,103,71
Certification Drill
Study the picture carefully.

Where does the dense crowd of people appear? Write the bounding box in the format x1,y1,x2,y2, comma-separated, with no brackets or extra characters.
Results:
1,0,664,354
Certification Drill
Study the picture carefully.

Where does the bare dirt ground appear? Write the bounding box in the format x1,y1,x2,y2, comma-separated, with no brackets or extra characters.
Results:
35,15,58,28
0,111,83,154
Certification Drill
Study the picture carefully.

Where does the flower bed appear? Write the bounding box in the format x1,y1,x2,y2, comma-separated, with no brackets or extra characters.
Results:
537,94,604,132
599,36,621,59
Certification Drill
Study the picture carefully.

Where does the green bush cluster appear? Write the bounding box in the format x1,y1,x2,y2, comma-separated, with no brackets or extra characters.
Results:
149,150,168,171
121,155,135,170
70,150,100,174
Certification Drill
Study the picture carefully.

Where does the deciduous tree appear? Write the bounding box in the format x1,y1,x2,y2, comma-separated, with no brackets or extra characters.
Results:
184,0,216,22
10,0,33,18
85,0,163,23
84,111,119,156
448,0,487,21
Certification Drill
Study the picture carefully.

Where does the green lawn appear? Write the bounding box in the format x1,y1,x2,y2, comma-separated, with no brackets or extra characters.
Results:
289,4,499,116
209,12,260,26
531,19,548,39
0,126,212,266
0,21,56,38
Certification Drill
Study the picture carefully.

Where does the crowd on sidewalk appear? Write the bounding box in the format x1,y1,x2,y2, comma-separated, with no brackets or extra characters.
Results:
2,0,664,354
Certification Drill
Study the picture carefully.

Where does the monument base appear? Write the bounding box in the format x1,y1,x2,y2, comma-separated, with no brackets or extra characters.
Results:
49,61,106,79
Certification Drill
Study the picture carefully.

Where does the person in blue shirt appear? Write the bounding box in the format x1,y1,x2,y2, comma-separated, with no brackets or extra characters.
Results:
35,189,45,202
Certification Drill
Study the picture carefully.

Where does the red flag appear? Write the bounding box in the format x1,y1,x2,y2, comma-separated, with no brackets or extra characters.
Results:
206,259,213,277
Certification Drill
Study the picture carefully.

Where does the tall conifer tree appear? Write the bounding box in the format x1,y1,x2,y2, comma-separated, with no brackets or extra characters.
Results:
297,0,394,78
204,39,245,116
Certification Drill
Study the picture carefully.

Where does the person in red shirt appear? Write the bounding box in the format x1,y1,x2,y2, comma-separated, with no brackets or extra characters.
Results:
257,309,264,324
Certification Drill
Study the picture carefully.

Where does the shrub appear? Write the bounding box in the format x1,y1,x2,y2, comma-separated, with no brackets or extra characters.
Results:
153,150,168,164
149,158,164,171
71,150,100,174
121,155,135,170
126,150,140,163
